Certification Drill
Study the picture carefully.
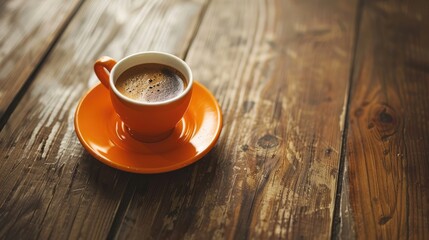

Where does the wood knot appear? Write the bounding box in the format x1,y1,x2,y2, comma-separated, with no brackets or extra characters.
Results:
369,104,399,135
241,144,249,152
374,106,397,126
257,134,279,149
379,215,392,225
242,101,255,113
379,110,393,123
325,148,333,157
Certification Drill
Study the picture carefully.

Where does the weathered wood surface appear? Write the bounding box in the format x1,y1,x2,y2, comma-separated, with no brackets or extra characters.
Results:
339,0,429,239
0,0,83,121
2,0,429,239
0,0,207,238
112,0,357,239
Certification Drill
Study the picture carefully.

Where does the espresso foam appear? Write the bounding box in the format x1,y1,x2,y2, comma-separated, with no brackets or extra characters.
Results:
115,63,187,103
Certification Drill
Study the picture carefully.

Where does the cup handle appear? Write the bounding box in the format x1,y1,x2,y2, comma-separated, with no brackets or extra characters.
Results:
94,56,117,89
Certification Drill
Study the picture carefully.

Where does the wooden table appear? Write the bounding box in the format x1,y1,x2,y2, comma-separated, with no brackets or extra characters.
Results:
0,0,428,239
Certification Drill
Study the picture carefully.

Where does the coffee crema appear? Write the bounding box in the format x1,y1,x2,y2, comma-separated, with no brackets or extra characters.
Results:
115,63,187,103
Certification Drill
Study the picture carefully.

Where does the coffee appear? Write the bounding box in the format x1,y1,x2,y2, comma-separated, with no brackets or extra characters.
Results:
115,63,187,103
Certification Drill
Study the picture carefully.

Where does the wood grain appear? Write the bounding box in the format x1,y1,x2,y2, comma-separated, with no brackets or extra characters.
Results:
340,0,429,239
113,0,358,239
0,0,207,238
0,0,82,120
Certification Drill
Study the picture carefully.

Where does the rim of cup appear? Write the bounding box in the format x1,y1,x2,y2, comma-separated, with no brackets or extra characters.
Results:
109,51,193,106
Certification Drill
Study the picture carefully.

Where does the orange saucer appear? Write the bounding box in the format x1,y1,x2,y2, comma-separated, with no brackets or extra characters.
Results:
74,82,222,173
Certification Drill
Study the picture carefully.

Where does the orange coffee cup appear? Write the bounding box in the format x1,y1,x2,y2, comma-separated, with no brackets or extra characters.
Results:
94,52,193,142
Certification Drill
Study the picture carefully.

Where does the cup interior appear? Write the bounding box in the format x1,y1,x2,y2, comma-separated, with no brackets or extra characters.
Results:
110,52,193,105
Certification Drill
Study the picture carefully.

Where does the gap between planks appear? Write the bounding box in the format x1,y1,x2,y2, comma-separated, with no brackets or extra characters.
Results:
182,0,213,60
330,0,364,239
0,0,86,133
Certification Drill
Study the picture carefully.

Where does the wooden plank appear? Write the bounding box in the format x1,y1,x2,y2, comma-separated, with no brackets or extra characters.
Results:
340,0,429,239
0,0,207,238
113,0,358,239
0,0,82,119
